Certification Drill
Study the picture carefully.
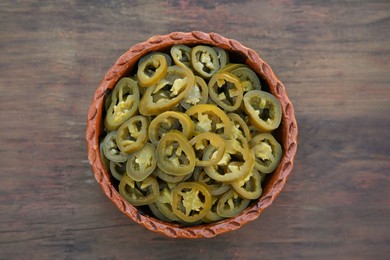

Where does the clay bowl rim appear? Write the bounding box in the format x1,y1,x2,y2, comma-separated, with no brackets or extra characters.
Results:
86,31,298,239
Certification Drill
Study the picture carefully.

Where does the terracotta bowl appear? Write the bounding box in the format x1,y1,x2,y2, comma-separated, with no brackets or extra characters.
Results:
86,31,298,238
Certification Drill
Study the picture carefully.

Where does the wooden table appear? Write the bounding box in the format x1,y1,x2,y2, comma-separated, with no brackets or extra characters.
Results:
1,1,389,259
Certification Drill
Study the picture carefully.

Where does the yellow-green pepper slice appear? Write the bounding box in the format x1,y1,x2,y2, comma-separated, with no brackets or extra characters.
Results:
189,132,226,167
110,160,127,181
180,76,209,109
171,182,212,222
170,44,192,68
102,131,128,162
126,143,157,181
195,168,230,196
202,196,226,223
118,175,159,206
104,77,140,131
250,133,282,174
204,138,254,183
230,66,261,92
228,113,252,142
208,72,243,112
213,47,229,68
216,189,251,218
137,53,168,87
156,130,196,176
185,104,232,138
231,167,262,200
243,90,282,132
155,186,181,222
191,45,220,79
148,111,194,146
116,115,149,153
139,66,195,116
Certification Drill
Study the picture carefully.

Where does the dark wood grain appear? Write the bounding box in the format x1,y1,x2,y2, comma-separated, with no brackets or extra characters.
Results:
0,0,389,259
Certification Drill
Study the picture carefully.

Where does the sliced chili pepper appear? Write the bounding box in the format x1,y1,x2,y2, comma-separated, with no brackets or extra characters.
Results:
138,65,195,116
189,132,226,167
116,115,149,153
213,47,229,68
170,44,192,68
148,111,194,146
194,168,230,196
171,182,212,222
216,189,250,218
185,104,232,138
250,133,282,174
203,138,254,183
202,196,226,223
102,131,129,162
126,142,157,181
155,186,181,222
191,45,220,79
156,130,196,176
104,77,140,131
180,76,209,109
230,66,261,92
228,113,252,142
137,53,168,87
208,72,243,112
110,160,127,181
243,90,282,132
231,167,262,200
118,175,159,206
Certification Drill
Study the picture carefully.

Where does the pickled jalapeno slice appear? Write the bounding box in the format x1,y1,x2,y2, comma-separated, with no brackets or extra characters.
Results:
191,45,220,79
102,131,129,162
126,142,157,181
216,189,251,218
250,133,282,174
180,76,209,109
171,182,212,222
119,175,159,206
105,77,140,131
156,130,196,176
148,111,194,146
139,65,195,116
116,115,149,153
208,72,243,112
243,90,282,132
137,53,168,87
170,44,192,68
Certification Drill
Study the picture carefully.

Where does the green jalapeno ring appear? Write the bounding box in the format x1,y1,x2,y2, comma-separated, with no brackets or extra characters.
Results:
116,115,149,154
227,113,252,142
189,132,226,167
139,66,195,116
250,133,282,174
104,77,140,131
208,72,244,112
126,143,157,181
230,66,261,92
190,45,220,79
231,168,262,200
156,130,196,176
110,160,127,181
170,44,192,68
185,104,233,139
243,90,282,132
119,175,159,206
148,111,194,146
212,47,229,68
171,182,212,222
137,53,168,87
102,131,129,163
216,189,251,218
180,76,209,109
